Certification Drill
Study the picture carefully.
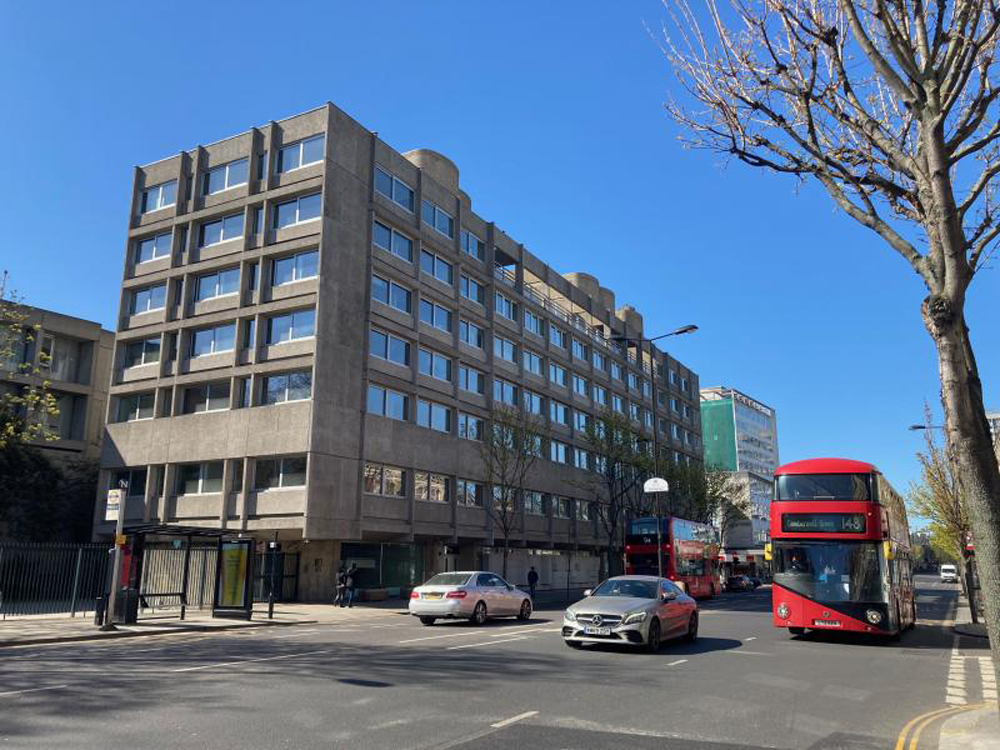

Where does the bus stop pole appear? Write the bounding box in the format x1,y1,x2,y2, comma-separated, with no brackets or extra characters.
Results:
656,493,663,579
101,498,126,631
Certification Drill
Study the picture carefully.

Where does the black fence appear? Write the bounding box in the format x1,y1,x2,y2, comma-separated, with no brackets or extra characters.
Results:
0,542,111,619
252,552,299,603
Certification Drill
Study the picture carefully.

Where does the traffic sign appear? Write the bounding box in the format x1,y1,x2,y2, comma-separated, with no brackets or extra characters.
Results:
105,489,123,522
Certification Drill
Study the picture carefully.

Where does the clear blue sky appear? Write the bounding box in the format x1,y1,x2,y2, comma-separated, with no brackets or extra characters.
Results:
2,2,996,498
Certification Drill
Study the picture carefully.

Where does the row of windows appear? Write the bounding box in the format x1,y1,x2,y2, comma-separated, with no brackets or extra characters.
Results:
113,455,306,499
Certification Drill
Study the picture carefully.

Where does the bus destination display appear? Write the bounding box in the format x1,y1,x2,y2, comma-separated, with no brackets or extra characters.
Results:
781,513,866,534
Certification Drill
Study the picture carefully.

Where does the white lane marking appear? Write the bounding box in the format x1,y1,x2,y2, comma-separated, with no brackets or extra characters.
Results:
725,650,771,656
399,627,544,645
447,636,531,650
745,637,757,642
490,711,538,729
172,649,330,673
488,627,553,638
946,633,967,705
666,659,687,666
0,685,69,698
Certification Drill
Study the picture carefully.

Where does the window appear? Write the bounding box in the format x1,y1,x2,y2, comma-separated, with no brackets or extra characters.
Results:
611,362,622,381
177,461,225,495
681,376,689,393
117,392,154,422
458,412,484,440
523,390,543,414
237,377,252,408
525,491,546,516
417,399,452,432
190,323,236,357
550,400,569,425
372,220,413,262
555,497,572,518
550,440,569,464
367,384,409,420
577,500,592,521
493,378,517,405
592,351,607,371
457,479,484,507
273,250,318,285
669,370,678,386
642,379,651,398
111,469,146,498
461,229,484,261
203,158,248,195
248,262,258,292
253,456,307,489
374,166,415,212
493,335,517,363
419,300,452,332
420,250,453,285
276,134,325,173
629,402,641,421
683,404,692,419
574,448,590,470
243,319,256,349
195,268,240,301
130,284,166,314
549,363,567,387
140,180,176,213
684,429,692,444
550,326,567,348
183,382,230,413
199,213,245,247
415,472,450,503
253,206,264,234
460,275,485,304
459,365,485,394
571,339,587,360
645,410,654,429
136,232,172,264
419,348,452,381
672,423,681,439
524,350,543,376
628,372,639,390
574,411,590,431
524,310,544,336
123,338,160,368
459,319,484,349
671,398,680,413
369,328,410,366
371,274,412,313
593,385,607,406
262,371,312,404
495,292,516,321
274,193,321,229
364,463,406,497
572,374,588,397
421,199,454,238
612,394,624,413
267,309,315,344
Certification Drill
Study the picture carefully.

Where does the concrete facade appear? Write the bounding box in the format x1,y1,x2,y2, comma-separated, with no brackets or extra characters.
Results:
95,102,703,599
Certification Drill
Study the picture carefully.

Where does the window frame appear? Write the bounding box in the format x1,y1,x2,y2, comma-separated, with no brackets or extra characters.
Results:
266,309,316,345
140,180,177,214
273,192,322,230
135,231,172,264
272,249,319,287
276,134,325,174
203,158,249,195
374,166,415,212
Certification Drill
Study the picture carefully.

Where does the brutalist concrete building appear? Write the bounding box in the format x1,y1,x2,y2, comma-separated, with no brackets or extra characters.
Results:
96,103,703,600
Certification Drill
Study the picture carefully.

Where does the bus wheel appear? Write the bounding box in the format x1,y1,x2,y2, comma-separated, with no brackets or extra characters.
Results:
788,626,806,636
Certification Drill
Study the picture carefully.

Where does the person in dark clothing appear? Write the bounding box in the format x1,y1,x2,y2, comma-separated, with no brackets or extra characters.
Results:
527,566,539,600
341,564,359,608
333,566,347,606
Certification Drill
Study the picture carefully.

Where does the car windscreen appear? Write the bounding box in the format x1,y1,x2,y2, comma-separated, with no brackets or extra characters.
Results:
776,473,871,501
592,579,658,599
422,573,471,587
773,541,883,603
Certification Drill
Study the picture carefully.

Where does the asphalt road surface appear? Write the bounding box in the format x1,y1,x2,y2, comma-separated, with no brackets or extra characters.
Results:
0,575,990,749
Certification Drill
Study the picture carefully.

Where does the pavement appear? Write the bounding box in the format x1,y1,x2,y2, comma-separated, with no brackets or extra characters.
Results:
0,575,995,749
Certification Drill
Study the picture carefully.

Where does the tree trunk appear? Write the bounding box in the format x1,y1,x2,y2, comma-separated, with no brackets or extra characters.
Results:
926,301,1000,693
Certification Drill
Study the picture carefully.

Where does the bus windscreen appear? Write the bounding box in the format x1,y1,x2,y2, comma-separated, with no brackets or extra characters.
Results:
773,541,883,603
776,473,872,501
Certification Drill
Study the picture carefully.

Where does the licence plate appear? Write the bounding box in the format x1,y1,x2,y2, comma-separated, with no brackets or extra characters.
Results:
813,619,841,627
584,626,611,636
424,593,442,600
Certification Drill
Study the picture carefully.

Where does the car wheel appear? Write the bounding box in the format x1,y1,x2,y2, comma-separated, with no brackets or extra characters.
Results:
471,601,488,626
645,618,662,652
565,640,582,649
517,599,532,621
419,616,436,626
685,612,699,642
788,626,806,636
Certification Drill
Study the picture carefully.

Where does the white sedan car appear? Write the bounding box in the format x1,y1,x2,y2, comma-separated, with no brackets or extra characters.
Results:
408,571,533,626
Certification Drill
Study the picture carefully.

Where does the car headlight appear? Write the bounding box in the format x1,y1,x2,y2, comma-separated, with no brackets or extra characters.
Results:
622,611,647,625
564,610,577,622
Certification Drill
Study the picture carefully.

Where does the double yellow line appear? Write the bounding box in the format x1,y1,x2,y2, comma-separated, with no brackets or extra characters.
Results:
893,702,993,750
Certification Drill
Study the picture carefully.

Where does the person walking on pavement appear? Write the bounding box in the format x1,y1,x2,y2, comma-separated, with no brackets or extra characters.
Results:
527,566,539,601
341,564,359,608
333,566,347,606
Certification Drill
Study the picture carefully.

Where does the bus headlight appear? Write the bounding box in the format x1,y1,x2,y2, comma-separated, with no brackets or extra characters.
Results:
776,603,790,619
865,609,883,625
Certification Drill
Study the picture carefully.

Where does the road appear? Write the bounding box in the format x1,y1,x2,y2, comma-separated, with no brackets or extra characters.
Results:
0,575,992,749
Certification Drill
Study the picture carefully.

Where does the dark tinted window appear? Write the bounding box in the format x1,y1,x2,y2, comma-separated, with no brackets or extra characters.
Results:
776,473,871,501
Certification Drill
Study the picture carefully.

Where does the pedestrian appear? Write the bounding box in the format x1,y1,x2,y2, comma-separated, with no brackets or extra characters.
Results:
333,565,347,606
342,564,359,608
527,566,539,600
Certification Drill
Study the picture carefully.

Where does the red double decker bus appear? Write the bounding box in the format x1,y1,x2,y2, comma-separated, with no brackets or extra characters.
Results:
624,516,720,598
770,458,916,637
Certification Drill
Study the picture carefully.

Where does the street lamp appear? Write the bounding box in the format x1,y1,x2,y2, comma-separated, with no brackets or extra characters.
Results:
644,477,670,577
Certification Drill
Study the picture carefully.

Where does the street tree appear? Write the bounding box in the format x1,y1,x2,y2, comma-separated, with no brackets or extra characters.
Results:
703,465,754,547
659,0,1000,688
0,271,57,449
479,403,544,579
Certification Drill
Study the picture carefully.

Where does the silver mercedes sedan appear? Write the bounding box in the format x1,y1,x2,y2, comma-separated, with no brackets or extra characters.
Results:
409,571,533,626
562,575,698,651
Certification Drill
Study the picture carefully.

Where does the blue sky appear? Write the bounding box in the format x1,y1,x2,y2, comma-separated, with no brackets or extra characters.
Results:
2,1,996,498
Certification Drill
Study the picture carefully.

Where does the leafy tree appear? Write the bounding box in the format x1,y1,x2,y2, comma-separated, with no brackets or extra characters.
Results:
660,0,1000,690
0,445,95,542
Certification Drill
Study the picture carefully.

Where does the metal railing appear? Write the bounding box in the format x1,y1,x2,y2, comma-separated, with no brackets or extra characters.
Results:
0,542,110,619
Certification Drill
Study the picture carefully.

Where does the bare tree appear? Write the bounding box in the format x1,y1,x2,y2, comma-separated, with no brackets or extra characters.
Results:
658,0,1000,687
479,404,543,579
703,466,754,546
0,271,57,449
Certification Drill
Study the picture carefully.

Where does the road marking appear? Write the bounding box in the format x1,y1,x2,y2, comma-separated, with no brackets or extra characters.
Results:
907,703,989,750
745,636,757,641
171,649,330,673
490,711,538,729
0,685,69,698
945,634,967,705
399,627,545,645
893,704,965,750
725,650,771,656
666,659,687,666
447,636,531,650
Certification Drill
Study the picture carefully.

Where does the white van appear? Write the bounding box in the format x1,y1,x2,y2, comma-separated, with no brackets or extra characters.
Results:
940,564,958,583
